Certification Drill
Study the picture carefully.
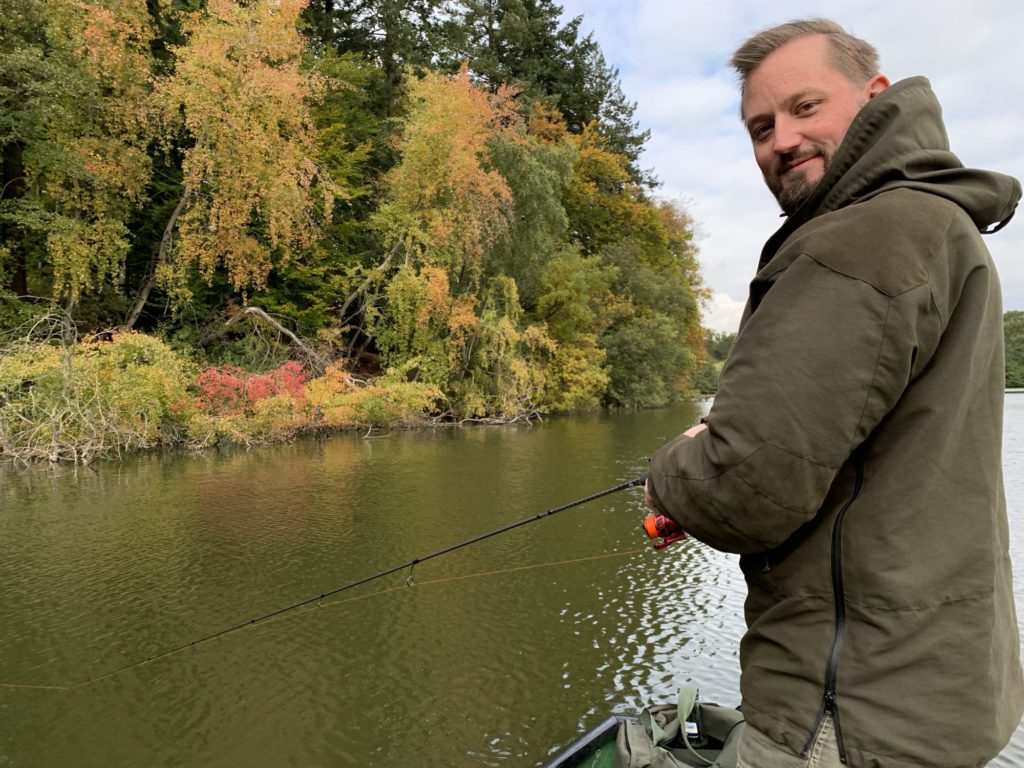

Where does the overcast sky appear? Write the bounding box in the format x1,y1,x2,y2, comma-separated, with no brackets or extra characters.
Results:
558,0,1024,332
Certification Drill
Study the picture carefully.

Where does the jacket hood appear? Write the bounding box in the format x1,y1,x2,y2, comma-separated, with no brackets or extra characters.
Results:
760,77,1020,266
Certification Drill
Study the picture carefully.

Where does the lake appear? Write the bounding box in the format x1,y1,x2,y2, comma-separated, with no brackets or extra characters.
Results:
2,398,1022,766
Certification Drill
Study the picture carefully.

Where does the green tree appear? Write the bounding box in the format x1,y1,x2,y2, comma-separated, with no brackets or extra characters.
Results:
483,115,576,309
303,0,442,117
0,0,157,316
693,329,737,394
1006,311,1024,388
436,0,649,183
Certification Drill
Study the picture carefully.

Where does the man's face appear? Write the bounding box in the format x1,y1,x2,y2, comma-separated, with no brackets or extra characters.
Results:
741,35,888,215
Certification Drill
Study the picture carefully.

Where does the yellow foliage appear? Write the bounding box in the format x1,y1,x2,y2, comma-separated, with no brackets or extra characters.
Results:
38,0,156,303
528,101,570,144
565,122,664,257
376,66,519,277
1,331,195,463
158,0,342,295
304,363,441,429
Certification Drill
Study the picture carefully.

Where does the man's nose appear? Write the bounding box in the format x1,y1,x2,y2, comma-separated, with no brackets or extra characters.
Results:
772,114,802,155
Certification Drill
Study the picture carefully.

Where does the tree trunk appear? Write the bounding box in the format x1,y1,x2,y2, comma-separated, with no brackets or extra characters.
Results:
124,192,187,329
321,0,334,46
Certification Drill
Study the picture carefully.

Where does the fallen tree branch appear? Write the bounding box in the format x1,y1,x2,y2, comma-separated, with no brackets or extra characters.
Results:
203,306,325,374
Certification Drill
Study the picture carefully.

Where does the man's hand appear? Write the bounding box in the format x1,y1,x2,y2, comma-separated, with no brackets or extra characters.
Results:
683,422,709,439
644,422,707,513
644,479,661,513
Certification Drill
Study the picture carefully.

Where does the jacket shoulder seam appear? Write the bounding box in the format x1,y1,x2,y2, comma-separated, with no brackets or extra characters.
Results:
848,296,894,451
802,251,927,297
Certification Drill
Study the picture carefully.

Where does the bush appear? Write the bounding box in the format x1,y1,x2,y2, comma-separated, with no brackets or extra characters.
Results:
305,363,441,428
195,361,310,416
0,331,194,463
1,331,442,463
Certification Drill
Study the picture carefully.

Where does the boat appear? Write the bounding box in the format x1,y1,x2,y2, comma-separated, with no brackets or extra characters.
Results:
542,689,744,768
543,716,634,768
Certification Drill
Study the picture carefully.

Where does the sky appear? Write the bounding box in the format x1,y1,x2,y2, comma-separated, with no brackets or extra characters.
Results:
558,0,1024,332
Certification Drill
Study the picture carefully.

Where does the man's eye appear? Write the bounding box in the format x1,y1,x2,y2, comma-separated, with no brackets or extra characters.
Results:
751,124,772,141
797,101,819,114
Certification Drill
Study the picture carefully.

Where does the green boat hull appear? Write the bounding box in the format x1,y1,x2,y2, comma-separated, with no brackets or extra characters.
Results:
544,716,633,768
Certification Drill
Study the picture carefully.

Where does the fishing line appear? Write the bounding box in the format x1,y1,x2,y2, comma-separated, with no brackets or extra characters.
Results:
0,546,646,693
23,475,643,690
164,548,648,648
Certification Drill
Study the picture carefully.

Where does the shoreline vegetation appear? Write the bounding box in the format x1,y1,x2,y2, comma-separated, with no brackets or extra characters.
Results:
1,317,466,466
1,0,714,465
0,315,734,466
0,313,729,467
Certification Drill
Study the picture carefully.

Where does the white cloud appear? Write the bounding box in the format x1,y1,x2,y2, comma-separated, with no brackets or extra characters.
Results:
560,0,1024,313
703,291,747,334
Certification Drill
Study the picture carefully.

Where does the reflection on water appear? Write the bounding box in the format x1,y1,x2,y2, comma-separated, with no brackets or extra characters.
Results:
1,398,1022,766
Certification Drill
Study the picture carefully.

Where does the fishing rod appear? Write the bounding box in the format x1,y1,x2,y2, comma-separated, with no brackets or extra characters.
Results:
78,472,687,687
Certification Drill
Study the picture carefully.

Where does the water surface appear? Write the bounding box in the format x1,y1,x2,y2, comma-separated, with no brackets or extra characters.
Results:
2,399,1022,766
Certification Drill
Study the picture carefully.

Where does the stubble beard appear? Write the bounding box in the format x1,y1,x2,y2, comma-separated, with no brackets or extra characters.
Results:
766,145,831,216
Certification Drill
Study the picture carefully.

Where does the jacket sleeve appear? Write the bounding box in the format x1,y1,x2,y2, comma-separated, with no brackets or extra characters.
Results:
647,252,939,554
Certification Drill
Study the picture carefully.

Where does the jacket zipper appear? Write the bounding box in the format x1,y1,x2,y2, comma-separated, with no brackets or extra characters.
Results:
800,453,864,763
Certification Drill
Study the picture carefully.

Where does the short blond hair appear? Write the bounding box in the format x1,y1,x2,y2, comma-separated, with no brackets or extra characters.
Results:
731,18,880,93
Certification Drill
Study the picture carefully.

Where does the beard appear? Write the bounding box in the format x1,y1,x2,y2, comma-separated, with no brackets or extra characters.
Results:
765,145,831,216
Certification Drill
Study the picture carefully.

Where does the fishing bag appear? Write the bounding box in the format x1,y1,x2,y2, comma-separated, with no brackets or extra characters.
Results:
614,685,745,768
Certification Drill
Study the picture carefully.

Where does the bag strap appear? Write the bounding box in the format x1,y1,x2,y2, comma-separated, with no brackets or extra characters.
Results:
677,686,714,766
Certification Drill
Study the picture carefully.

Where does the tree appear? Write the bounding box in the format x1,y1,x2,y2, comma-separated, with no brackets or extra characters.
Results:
0,0,156,313
569,192,707,407
563,122,660,256
367,67,520,399
1006,311,1024,388
127,0,343,326
693,329,737,394
373,66,518,283
435,0,650,183
482,105,576,309
303,0,442,117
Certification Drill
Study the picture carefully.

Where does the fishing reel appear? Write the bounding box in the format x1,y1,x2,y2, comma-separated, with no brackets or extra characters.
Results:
642,513,687,550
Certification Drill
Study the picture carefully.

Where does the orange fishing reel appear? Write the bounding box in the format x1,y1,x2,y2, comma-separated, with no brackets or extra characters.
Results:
642,513,688,550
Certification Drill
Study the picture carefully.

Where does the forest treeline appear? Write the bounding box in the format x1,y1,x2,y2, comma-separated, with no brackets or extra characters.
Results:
0,0,708,462
1007,312,1024,389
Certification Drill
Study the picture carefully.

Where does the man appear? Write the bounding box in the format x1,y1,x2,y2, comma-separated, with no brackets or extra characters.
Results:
644,18,1023,768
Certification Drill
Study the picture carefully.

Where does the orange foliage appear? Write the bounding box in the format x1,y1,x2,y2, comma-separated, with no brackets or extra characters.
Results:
419,266,452,326
78,0,153,141
41,0,156,302
378,66,520,279
528,101,570,144
158,0,342,295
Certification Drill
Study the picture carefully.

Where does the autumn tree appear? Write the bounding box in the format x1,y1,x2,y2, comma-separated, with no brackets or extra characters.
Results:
0,0,156,317
365,68,517,407
126,0,343,328
563,121,663,256
435,0,649,182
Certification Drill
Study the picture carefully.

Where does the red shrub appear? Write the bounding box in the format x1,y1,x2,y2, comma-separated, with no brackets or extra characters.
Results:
197,366,248,415
196,362,310,415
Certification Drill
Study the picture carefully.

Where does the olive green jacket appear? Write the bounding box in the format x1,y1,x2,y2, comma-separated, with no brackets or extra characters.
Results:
647,77,1023,768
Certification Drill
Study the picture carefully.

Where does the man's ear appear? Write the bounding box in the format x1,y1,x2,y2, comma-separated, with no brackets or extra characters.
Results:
866,74,891,100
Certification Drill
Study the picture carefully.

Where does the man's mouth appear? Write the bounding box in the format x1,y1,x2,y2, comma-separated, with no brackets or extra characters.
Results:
780,152,822,175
